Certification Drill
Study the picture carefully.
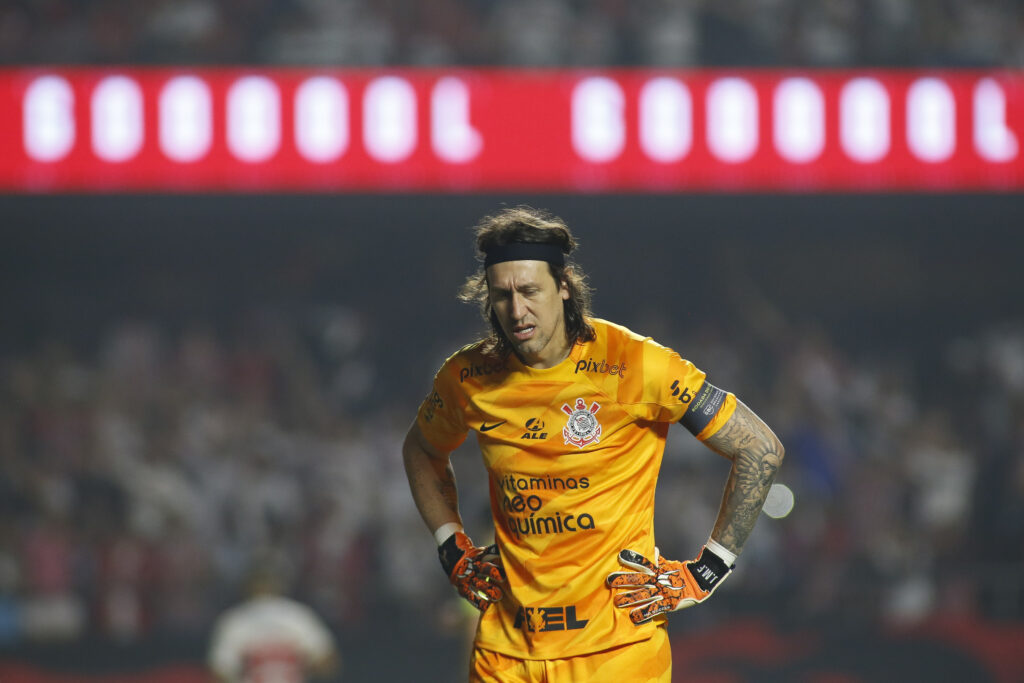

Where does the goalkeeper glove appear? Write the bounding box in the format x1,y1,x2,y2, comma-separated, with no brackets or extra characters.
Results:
606,545,734,625
438,531,506,611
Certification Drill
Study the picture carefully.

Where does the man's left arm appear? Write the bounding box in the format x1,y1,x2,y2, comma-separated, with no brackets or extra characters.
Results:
608,397,784,624
702,398,785,555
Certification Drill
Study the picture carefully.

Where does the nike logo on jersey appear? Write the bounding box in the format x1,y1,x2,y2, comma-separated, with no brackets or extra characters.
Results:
480,421,506,432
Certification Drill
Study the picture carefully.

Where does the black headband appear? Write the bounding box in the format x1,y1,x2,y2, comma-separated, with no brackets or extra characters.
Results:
483,242,566,268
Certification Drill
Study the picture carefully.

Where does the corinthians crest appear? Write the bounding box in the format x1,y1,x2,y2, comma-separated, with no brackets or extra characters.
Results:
561,398,602,449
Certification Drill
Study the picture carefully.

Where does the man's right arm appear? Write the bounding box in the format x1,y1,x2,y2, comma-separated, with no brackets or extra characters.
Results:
404,420,507,610
402,420,463,537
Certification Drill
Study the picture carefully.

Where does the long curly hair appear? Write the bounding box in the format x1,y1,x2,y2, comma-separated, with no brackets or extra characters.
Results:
458,206,595,358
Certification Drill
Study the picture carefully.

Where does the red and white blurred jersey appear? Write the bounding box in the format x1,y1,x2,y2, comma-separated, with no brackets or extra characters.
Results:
208,595,335,683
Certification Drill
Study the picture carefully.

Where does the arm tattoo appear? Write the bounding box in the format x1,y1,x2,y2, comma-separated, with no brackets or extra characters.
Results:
437,462,459,512
702,400,785,555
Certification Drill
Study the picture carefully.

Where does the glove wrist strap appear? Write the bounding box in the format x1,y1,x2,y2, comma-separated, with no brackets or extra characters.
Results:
438,532,464,578
705,538,737,566
688,545,733,592
434,522,463,547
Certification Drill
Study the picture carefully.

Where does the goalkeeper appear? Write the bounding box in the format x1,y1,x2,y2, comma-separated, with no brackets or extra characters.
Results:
403,206,784,682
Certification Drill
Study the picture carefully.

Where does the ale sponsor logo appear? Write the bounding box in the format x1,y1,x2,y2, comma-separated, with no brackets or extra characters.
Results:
520,417,548,440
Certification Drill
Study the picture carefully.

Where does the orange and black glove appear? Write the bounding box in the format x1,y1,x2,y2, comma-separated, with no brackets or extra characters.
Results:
438,531,506,611
606,545,733,625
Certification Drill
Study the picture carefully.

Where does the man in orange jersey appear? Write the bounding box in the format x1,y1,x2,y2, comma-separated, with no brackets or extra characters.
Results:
403,206,785,682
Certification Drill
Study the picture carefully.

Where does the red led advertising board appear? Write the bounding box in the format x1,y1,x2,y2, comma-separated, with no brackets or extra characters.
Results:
0,68,1020,192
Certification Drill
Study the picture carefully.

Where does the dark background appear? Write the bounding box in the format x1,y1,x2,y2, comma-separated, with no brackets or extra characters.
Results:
6,192,1020,366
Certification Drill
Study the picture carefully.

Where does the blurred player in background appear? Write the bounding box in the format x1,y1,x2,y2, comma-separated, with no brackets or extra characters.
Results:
402,206,785,681
208,565,339,683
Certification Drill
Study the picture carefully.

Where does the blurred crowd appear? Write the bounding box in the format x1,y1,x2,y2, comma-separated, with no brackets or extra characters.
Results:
1,0,1022,67
1,295,1022,647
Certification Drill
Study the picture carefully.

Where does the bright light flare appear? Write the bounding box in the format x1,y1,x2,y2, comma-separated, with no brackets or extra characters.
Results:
763,483,795,519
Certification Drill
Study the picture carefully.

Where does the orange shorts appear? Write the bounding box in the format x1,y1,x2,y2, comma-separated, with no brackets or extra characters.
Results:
469,626,671,683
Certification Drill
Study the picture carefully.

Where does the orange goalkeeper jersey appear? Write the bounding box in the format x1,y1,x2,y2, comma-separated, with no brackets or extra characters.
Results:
417,318,736,659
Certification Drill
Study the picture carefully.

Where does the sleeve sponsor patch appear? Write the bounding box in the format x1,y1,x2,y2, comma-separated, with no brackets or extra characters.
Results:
679,381,727,436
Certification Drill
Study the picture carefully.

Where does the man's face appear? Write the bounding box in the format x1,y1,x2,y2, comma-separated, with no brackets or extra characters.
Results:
487,259,571,369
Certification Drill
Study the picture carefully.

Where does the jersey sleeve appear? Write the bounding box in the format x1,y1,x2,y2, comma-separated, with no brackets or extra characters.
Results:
207,611,242,679
626,337,736,440
416,356,470,454
290,603,336,663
